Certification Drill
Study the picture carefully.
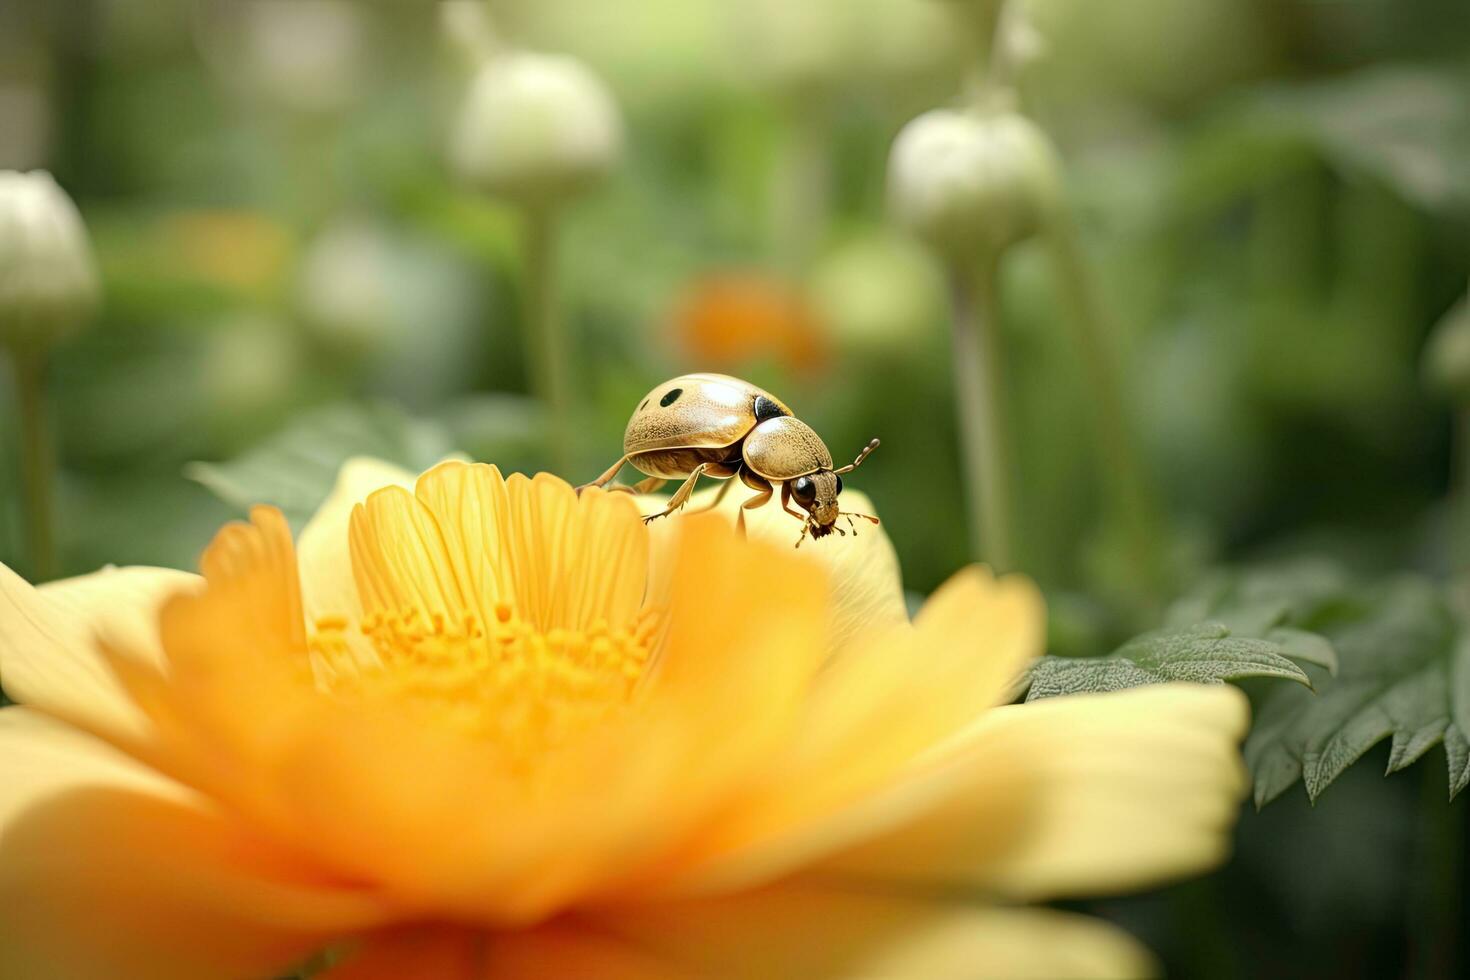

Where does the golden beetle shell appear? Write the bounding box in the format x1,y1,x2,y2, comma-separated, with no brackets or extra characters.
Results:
597,373,879,546
623,373,792,455
741,416,833,480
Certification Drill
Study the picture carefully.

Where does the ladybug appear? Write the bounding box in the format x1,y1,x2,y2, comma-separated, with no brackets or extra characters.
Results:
582,374,879,546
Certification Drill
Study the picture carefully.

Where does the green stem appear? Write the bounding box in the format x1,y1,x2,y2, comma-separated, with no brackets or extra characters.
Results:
520,205,571,472
983,0,1022,93
12,348,57,582
959,0,1020,107
948,256,1013,569
1044,209,1163,602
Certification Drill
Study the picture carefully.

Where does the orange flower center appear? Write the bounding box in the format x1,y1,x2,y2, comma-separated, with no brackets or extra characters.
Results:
307,600,663,758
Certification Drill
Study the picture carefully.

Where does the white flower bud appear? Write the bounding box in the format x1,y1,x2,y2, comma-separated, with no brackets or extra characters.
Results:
449,53,622,206
887,109,1061,260
0,170,99,351
296,218,397,360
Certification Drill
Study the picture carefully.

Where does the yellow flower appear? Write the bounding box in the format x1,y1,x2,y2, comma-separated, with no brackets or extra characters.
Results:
0,459,1247,979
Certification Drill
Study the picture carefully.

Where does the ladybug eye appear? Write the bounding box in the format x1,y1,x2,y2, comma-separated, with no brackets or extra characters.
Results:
791,477,816,504
835,475,844,494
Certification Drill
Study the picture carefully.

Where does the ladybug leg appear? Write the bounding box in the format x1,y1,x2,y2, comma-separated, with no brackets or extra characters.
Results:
642,465,709,523
778,481,806,522
578,455,630,494
734,478,774,540
607,476,666,496
683,475,735,515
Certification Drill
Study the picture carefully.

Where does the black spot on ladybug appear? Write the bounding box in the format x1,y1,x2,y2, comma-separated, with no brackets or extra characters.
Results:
753,395,787,422
659,387,684,408
638,398,650,412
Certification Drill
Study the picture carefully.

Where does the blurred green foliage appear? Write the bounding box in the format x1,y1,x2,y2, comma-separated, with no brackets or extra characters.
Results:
2,0,1469,976
1,0,1465,594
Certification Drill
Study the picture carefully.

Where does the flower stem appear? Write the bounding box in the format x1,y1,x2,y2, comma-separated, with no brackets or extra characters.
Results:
959,0,1020,108
12,347,57,581
1044,208,1164,602
520,205,571,472
948,255,1013,570
984,0,1023,92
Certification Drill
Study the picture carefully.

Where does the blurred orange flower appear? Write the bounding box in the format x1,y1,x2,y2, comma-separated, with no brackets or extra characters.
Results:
163,210,294,294
0,459,1247,978
671,272,829,375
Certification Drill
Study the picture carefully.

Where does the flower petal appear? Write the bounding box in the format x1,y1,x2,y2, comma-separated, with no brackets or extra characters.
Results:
826,684,1251,899
0,561,197,737
482,923,680,980
395,512,830,921
349,480,466,624
84,508,324,824
262,513,828,927
406,462,651,633
199,505,307,652
263,704,548,916
663,565,1043,894
603,513,828,852
0,707,185,826
0,709,389,980
350,463,653,633
321,927,485,980
639,484,907,651
325,924,677,980
334,889,1156,980
594,883,1156,979
298,456,414,629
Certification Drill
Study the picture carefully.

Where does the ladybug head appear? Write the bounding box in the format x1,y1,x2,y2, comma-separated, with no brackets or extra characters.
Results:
787,438,881,547
789,471,843,532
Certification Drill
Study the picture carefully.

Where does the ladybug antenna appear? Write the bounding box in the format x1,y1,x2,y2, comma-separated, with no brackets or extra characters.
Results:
833,438,880,475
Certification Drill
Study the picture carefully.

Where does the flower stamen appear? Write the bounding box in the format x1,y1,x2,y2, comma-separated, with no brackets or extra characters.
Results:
307,603,660,761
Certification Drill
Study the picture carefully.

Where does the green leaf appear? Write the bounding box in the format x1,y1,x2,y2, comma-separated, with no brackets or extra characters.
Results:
1244,577,1470,808
1179,67,1470,217
1250,66,1470,212
1025,622,1313,702
1267,627,1339,675
1164,560,1346,675
186,401,460,529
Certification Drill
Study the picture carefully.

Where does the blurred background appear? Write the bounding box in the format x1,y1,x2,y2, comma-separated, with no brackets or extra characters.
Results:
1,0,1467,977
